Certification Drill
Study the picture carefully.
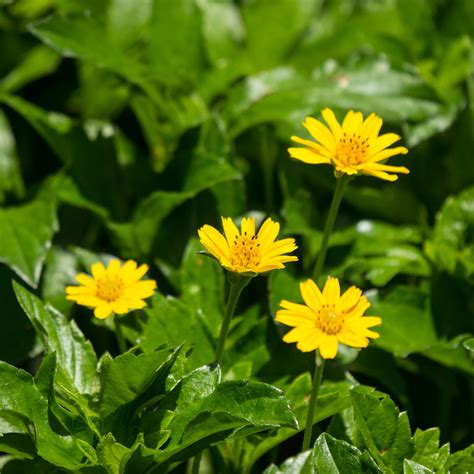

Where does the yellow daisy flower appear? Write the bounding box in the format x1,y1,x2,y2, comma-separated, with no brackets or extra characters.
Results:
276,277,381,359
198,217,298,274
66,259,157,319
289,108,409,181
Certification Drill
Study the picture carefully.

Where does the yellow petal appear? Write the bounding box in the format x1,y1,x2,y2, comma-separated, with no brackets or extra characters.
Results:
107,259,121,274
321,108,343,142
257,218,280,248
322,277,340,305
342,110,363,135
369,133,401,155
303,117,336,152
76,273,96,287
360,113,383,139
296,330,324,352
240,217,256,237
94,304,113,319
300,279,324,312
319,334,338,359
198,225,230,260
111,301,129,314
288,147,331,165
221,217,240,245
364,162,409,174
369,146,408,163
261,238,297,259
340,286,362,312
361,168,398,181
66,286,94,295
91,262,106,280
282,326,309,343
338,330,369,348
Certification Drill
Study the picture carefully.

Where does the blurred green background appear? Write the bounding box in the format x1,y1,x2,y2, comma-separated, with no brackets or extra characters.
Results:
0,0,473,459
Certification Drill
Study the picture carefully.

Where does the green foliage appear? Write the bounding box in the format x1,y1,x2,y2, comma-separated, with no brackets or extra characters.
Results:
0,0,473,472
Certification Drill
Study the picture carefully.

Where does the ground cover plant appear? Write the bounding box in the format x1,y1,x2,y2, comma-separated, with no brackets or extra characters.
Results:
0,0,473,472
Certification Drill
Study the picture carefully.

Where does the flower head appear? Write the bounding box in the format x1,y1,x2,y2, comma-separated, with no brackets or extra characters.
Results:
198,217,298,275
289,108,409,181
276,277,381,359
66,259,157,319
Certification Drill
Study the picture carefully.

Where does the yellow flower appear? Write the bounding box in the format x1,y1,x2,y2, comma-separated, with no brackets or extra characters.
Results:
289,108,409,181
66,259,157,319
198,217,298,274
276,277,381,359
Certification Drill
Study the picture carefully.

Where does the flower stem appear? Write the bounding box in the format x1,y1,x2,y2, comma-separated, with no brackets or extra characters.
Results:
191,274,252,473
302,350,325,452
312,175,351,280
214,274,252,365
113,316,127,353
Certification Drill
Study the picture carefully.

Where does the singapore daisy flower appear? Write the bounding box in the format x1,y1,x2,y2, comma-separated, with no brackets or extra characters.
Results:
198,216,298,275
276,277,381,359
289,108,409,181
66,259,157,319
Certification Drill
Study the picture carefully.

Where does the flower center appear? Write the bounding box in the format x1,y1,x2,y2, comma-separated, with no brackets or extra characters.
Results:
96,276,124,302
336,133,369,166
230,233,261,269
316,305,344,335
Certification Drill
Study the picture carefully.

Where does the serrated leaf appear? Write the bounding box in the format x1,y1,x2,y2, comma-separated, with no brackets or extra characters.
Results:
140,293,215,369
98,349,171,417
313,433,381,474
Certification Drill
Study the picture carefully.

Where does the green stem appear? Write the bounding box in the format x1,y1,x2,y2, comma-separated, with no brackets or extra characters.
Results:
113,316,127,353
215,274,252,365
191,452,202,474
312,175,351,280
302,351,325,452
191,274,251,474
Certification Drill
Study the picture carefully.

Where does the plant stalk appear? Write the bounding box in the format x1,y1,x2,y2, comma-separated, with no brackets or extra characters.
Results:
302,350,325,451
312,175,350,280
113,316,127,353
191,273,252,473
214,274,252,365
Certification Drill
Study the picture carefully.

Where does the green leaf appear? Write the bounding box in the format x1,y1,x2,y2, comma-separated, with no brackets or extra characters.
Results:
145,365,298,467
29,14,151,96
350,387,414,472
411,428,449,471
263,450,314,474
426,186,474,279
0,193,57,287
98,349,172,417
0,45,60,93
0,361,92,469
179,238,225,330
403,460,434,474
149,0,205,86
369,286,437,357
108,152,241,256
13,282,98,395
0,108,24,203
313,433,382,474
96,433,136,474
242,0,317,70
139,293,215,369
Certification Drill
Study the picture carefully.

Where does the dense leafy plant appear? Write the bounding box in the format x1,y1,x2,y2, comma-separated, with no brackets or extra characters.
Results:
0,0,473,472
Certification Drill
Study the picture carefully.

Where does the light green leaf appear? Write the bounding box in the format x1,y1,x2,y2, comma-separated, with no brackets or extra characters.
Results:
0,362,92,469
0,193,57,287
140,293,215,369
0,108,24,203
313,433,382,474
13,282,98,395
98,349,171,417
403,460,434,474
